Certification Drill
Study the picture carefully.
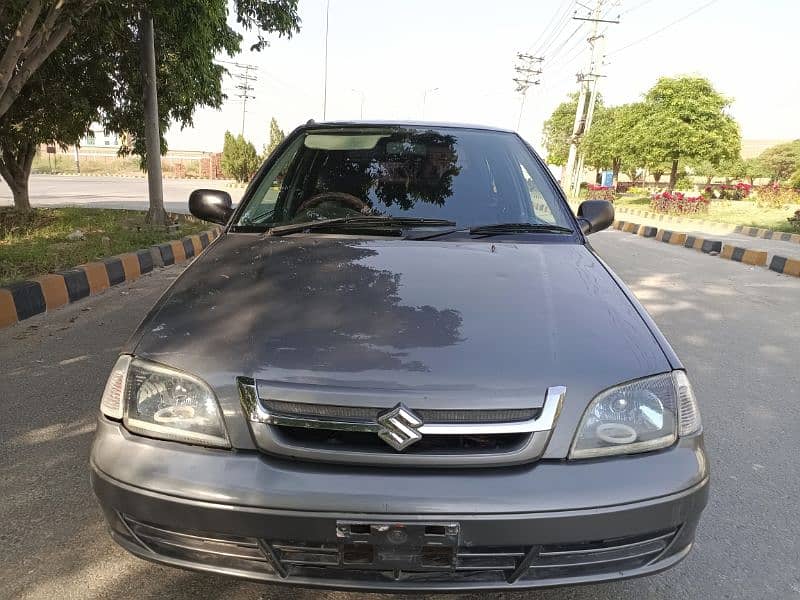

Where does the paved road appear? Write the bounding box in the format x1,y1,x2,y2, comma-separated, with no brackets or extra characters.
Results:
0,175,245,214
1,231,798,599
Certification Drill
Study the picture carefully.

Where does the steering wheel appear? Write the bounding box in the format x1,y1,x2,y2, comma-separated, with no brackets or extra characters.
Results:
295,192,368,215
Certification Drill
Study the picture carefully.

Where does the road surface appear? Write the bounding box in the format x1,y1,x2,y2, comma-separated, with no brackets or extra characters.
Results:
1,230,798,599
0,175,245,214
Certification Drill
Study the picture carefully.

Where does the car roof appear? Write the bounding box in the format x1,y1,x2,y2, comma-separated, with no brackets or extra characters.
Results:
305,120,516,134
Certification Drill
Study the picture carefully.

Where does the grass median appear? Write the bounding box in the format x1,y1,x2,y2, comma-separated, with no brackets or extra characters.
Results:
0,207,208,286
614,196,800,233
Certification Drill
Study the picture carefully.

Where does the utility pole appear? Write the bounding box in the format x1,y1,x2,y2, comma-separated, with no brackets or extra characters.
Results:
323,0,330,120
561,0,619,196
513,53,543,131
140,10,166,226
233,64,257,136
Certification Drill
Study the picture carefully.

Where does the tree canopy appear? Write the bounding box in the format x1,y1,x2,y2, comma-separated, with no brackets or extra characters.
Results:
221,131,260,182
0,0,300,211
758,140,800,181
543,76,742,189
264,116,285,158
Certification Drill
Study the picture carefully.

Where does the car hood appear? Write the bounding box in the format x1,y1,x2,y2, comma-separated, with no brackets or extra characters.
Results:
130,234,673,456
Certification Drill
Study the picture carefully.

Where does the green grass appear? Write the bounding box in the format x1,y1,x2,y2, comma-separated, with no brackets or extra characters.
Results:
0,207,208,285
613,197,800,233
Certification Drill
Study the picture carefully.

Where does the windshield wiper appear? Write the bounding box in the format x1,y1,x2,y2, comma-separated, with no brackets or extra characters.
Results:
469,222,573,237
266,216,456,237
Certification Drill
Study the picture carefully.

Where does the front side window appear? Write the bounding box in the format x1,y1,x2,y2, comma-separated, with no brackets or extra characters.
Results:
236,126,570,230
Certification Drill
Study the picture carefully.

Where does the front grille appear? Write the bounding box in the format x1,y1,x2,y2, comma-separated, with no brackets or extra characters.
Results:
239,378,567,467
277,426,529,454
264,400,540,424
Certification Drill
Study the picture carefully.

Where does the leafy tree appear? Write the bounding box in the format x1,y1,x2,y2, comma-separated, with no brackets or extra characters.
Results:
0,1,100,121
581,103,643,184
264,116,285,158
634,76,740,189
0,1,300,214
723,156,767,185
0,20,116,210
758,140,800,182
221,131,260,182
789,168,800,191
542,92,603,166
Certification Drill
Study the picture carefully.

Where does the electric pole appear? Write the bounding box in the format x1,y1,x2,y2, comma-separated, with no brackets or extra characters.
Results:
561,0,619,196
513,53,543,131
140,9,166,226
234,64,257,136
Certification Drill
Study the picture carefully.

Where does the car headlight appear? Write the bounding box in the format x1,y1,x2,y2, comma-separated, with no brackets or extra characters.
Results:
100,355,229,448
570,371,701,459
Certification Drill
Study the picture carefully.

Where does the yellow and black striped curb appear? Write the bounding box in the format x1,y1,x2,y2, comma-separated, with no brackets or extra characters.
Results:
616,207,800,245
768,255,800,277
0,226,223,330
611,219,800,277
683,235,722,254
734,225,800,243
719,244,768,266
655,229,688,245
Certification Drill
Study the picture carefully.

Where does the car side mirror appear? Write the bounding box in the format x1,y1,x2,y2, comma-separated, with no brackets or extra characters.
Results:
189,189,234,225
576,199,614,235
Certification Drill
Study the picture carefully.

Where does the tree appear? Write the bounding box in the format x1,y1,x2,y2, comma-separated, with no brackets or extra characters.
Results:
0,1,100,121
789,168,800,191
0,18,116,210
264,117,285,158
758,140,800,182
0,1,300,214
634,76,740,189
221,131,260,182
542,92,603,166
581,103,643,184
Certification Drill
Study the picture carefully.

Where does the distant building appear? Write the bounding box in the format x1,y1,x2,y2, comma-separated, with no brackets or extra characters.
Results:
80,123,120,149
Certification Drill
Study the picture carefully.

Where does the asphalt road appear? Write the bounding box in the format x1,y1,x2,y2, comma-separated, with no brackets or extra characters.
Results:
0,175,245,213
1,231,799,599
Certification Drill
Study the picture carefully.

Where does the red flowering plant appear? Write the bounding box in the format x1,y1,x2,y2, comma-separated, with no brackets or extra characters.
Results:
650,190,710,214
755,183,800,209
586,183,616,202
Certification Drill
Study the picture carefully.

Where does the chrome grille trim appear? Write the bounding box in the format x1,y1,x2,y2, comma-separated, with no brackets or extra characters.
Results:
262,400,540,424
240,379,565,437
237,378,566,466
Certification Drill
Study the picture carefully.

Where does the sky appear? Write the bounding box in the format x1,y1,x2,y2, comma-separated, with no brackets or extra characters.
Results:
165,0,800,154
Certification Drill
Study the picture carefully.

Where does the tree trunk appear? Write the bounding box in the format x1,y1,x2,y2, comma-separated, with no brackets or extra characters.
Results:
140,10,166,227
0,139,36,212
612,158,621,186
668,159,679,189
653,171,663,184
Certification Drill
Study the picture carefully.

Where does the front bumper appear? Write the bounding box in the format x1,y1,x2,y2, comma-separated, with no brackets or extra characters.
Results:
91,418,709,591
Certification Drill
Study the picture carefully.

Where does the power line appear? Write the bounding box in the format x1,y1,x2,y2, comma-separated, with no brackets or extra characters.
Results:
535,2,577,57
527,0,574,53
619,0,656,15
609,0,720,55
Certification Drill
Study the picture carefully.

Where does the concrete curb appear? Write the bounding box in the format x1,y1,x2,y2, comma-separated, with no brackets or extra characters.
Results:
769,255,800,277
610,217,800,278
0,226,223,329
615,206,800,245
720,244,768,266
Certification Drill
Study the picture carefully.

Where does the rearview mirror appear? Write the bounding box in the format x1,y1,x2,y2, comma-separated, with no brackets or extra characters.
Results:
576,200,614,235
189,189,233,225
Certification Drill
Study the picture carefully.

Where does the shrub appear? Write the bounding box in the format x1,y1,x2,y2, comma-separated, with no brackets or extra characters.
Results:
789,169,800,191
587,184,616,202
789,210,800,231
650,191,709,214
220,131,261,183
754,184,799,209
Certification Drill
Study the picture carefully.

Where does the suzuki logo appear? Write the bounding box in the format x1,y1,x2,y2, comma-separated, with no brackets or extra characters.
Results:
376,403,423,451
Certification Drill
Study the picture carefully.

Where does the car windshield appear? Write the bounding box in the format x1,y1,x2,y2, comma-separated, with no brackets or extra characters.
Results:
235,125,572,231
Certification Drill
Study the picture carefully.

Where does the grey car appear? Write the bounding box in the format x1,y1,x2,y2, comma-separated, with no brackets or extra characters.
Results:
90,121,708,592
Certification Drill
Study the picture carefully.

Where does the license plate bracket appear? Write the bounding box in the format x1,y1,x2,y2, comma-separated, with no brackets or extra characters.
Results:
336,520,460,570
